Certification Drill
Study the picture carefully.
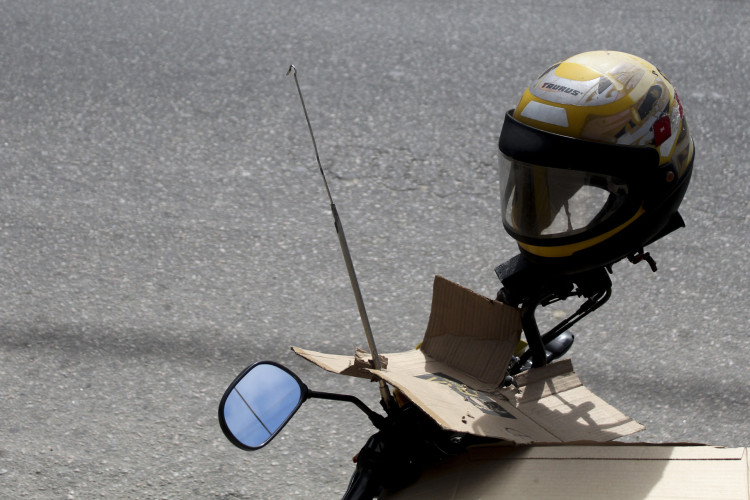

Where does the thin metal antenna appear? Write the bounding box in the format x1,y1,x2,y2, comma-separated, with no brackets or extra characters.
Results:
285,65,334,205
286,65,394,409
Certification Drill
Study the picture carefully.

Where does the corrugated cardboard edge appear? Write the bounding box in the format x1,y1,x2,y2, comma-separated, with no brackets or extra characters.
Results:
292,346,384,380
382,445,750,499
463,441,744,460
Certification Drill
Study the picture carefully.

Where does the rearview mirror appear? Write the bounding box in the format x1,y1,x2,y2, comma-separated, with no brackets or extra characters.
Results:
218,361,308,450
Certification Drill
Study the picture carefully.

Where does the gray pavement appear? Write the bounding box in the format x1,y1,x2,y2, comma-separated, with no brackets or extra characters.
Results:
1,1,749,498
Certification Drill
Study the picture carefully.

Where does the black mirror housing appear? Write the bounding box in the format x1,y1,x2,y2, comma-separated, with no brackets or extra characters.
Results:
218,361,309,451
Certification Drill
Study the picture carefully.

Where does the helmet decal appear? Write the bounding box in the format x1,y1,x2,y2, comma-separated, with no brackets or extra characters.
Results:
531,74,617,107
519,101,569,127
653,115,672,147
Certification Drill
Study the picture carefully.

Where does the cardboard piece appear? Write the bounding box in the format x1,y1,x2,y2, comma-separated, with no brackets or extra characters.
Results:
293,275,644,444
381,444,750,499
293,276,749,497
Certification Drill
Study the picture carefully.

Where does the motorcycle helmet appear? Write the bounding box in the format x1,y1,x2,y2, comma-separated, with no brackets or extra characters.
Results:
498,50,694,274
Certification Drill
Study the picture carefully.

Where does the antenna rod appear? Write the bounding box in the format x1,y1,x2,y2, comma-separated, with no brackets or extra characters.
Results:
286,65,394,409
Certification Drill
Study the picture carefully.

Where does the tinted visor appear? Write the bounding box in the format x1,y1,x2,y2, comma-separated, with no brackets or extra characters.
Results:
498,110,660,244
499,155,629,239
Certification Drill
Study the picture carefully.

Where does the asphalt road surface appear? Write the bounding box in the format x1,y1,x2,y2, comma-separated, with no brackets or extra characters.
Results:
1,1,749,498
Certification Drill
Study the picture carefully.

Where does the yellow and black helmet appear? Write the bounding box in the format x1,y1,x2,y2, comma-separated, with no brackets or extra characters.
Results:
498,50,694,274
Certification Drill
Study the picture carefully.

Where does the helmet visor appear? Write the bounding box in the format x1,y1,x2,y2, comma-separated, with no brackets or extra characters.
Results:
499,154,630,240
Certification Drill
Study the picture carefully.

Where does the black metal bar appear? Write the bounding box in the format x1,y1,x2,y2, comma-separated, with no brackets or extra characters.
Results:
308,390,386,429
521,296,548,369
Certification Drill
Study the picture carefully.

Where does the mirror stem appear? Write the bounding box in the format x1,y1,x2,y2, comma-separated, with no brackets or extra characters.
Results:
308,390,387,430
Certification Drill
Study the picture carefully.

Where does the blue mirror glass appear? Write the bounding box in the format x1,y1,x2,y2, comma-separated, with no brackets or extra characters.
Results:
219,362,306,450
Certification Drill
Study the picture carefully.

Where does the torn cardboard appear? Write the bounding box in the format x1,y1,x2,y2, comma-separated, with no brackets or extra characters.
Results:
382,444,750,500
293,275,644,444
